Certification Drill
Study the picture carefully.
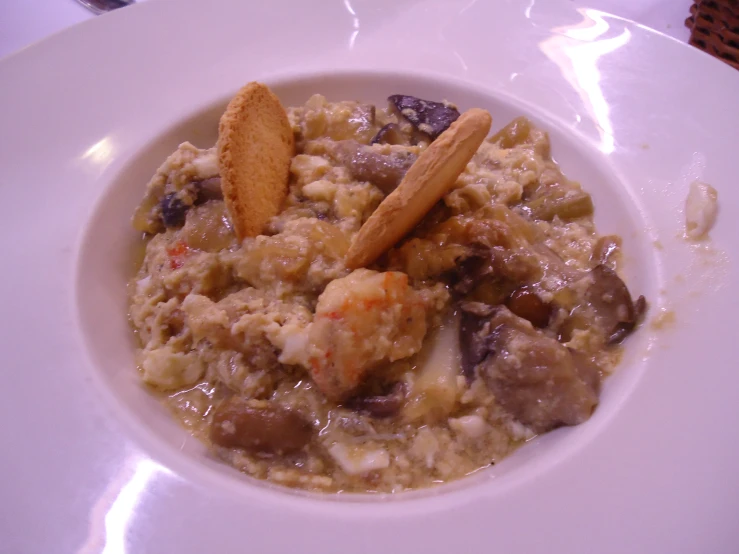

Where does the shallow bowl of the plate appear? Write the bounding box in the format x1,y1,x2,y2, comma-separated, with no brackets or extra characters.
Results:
76,70,658,499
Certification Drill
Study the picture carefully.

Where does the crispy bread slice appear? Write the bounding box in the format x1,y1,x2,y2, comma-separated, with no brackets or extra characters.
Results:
217,82,294,239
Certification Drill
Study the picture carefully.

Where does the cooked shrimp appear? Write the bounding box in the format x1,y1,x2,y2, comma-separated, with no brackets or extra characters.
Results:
304,269,447,400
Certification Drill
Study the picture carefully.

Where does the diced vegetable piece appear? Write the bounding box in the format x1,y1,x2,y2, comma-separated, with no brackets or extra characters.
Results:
327,443,390,475
526,191,594,221
132,192,163,234
180,201,235,252
404,316,460,422
449,414,488,439
489,117,533,148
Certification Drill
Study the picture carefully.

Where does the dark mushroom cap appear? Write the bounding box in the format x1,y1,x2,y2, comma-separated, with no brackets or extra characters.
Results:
388,94,460,140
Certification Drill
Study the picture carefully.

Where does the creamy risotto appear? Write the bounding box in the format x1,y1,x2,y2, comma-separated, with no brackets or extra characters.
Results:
128,92,646,493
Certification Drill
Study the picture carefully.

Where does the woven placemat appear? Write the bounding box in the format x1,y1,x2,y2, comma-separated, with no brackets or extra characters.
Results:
686,0,739,70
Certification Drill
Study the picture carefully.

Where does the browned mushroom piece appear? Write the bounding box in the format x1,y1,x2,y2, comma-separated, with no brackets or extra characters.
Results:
460,275,517,306
607,294,648,344
557,265,647,344
194,177,224,203
349,382,407,418
370,123,409,146
210,397,312,454
505,287,552,328
453,246,542,297
473,308,601,433
389,238,471,281
159,193,190,228
388,94,461,140
459,302,498,379
591,235,621,266
391,203,540,286
320,140,417,193
458,305,601,432
584,265,646,344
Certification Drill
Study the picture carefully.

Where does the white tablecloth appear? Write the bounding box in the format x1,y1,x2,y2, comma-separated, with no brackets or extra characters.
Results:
0,0,692,61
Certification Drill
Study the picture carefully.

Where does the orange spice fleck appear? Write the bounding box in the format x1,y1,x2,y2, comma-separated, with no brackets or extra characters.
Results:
166,240,189,269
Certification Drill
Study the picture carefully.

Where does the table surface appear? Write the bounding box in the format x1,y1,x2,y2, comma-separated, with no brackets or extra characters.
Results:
1,0,692,60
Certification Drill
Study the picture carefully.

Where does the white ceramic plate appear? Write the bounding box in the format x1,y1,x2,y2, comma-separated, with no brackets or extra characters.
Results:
1,1,737,552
